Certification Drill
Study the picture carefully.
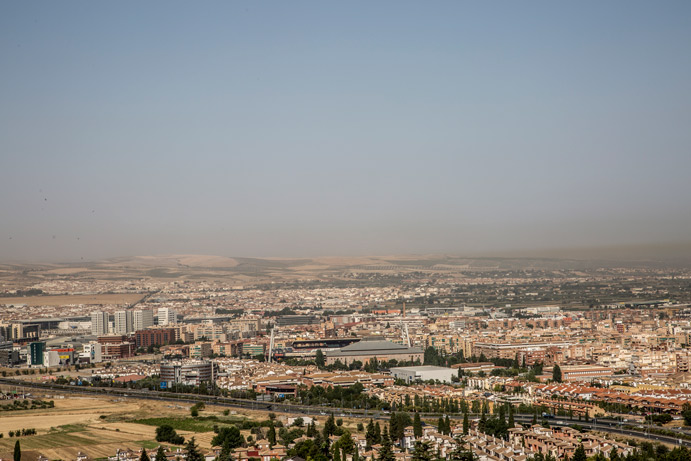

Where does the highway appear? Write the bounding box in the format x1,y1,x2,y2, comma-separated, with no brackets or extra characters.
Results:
2,378,689,447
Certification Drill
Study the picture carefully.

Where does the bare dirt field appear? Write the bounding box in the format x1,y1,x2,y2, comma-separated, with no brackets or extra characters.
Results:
0,293,145,306
0,397,143,433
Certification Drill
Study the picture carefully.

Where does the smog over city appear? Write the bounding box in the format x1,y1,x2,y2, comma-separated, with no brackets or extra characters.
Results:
1,3,691,461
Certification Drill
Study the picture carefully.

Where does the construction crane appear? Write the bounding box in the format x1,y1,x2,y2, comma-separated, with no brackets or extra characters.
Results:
399,319,411,347
268,327,275,363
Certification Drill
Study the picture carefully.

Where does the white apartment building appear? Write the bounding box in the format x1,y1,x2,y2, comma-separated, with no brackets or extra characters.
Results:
114,310,133,335
133,309,154,331
157,307,177,326
90,311,109,336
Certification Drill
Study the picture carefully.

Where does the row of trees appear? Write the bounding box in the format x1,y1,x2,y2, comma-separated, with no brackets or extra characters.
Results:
477,404,514,440
294,382,387,410
422,347,558,384
0,399,54,411
6,428,36,438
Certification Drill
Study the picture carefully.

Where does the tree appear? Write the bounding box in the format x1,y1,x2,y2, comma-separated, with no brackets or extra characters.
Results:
449,437,474,461
377,428,395,461
185,437,204,461
572,444,586,461
478,409,487,434
212,426,244,449
140,448,150,461
682,403,691,426
366,420,376,449
289,439,328,461
470,400,480,414
463,412,469,435
552,364,562,383
413,413,423,438
388,412,409,445
218,438,234,461
268,422,276,446
155,445,167,461
424,347,440,366
323,414,337,439
412,441,433,461
338,431,355,455
315,350,325,368
508,406,514,429
608,447,619,461
445,415,451,435
13,440,20,461
156,425,184,445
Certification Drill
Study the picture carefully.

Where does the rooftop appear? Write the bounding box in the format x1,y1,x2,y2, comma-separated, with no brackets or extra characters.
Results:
390,366,454,372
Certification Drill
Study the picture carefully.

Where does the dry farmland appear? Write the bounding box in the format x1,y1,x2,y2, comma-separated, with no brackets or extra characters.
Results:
0,393,344,460
0,395,201,460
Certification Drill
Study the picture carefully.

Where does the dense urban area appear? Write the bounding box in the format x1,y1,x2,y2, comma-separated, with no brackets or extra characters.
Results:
2,255,691,461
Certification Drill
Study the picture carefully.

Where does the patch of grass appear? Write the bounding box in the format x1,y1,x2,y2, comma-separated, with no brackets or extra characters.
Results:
134,440,161,449
55,424,88,433
130,415,249,433
131,417,219,432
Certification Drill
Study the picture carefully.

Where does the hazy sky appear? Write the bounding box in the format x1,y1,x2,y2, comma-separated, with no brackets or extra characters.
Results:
2,2,691,262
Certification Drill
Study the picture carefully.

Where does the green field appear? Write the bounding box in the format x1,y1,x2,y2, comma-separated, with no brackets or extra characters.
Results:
131,416,244,433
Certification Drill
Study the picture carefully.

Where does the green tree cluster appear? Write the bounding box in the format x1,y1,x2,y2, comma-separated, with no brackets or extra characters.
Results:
212,426,245,450
155,425,184,445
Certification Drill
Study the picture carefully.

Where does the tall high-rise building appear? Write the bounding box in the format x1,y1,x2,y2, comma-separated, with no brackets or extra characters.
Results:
114,310,133,335
133,309,154,331
28,341,45,366
157,307,177,326
91,311,109,336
